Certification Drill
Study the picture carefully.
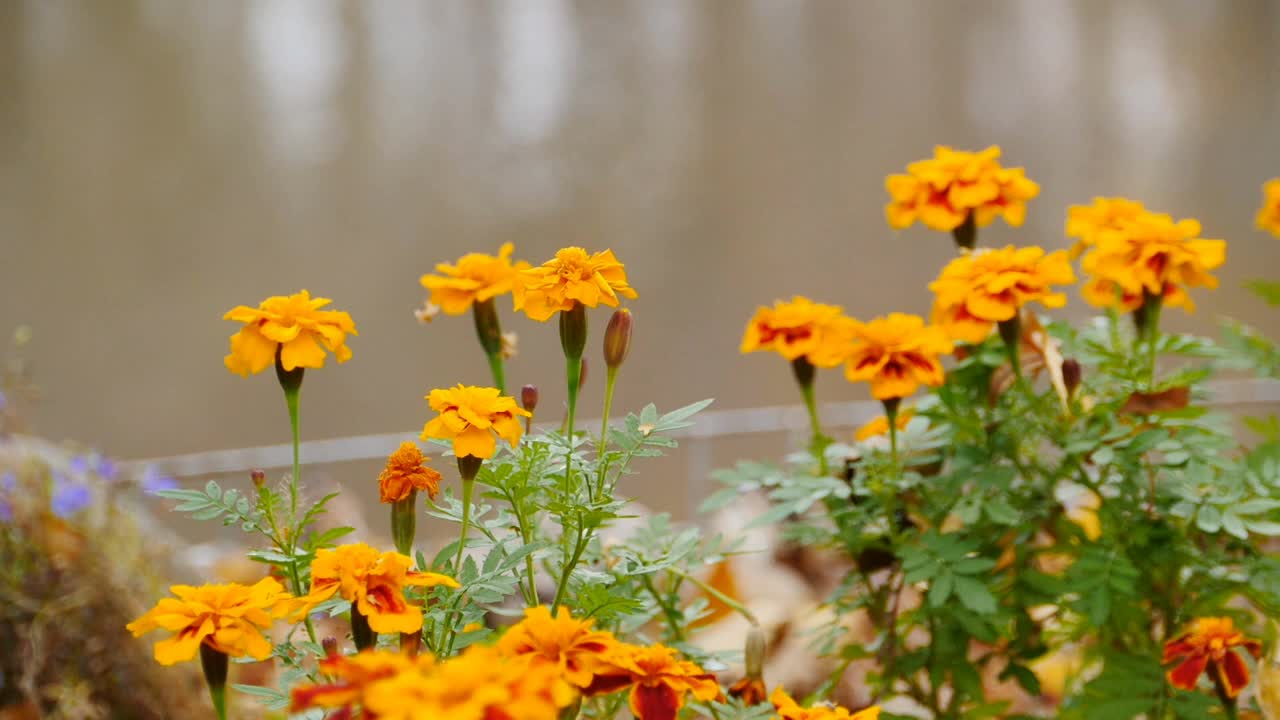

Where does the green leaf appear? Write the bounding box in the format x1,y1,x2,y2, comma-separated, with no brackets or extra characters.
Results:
952,576,997,615
929,572,954,607
983,497,1019,525
205,480,222,500
1221,511,1249,539
1247,279,1280,306
1195,504,1223,533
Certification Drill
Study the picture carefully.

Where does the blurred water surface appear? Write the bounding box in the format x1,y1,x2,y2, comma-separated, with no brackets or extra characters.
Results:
2,1,1279,517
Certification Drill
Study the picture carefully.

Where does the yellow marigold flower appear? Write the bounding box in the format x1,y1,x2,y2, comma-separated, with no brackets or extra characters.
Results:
126,577,293,666
770,686,880,720
584,643,721,720
854,408,914,442
223,290,357,376
1257,178,1280,238
294,543,458,635
362,645,576,720
290,649,426,714
497,606,620,689
740,296,855,368
1065,196,1150,258
843,314,953,401
378,441,442,504
513,247,638,322
885,145,1039,232
1164,617,1261,698
421,384,531,460
929,246,1076,344
1080,213,1226,313
419,242,531,315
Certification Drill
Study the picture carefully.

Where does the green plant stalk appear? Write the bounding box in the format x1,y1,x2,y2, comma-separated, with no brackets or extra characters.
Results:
455,478,474,575
669,567,759,626
391,491,417,556
952,212,977,251
564,356,581,496
596,366,619,500
486,351,506,395
792,357,828,474
1213,672,1239,720
200,644,229,720
551,524,587,613
1144,290,1164,390
275,357,318,644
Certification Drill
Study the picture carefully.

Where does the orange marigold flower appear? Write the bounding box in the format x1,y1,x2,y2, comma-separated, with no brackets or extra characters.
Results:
929,246,1076,344
843,314,953,401
771,686,880,720
362,645,576,720
294,543,458,635
223,290,357,376
740,296,855,368
126,577,293,666
728,676,768,705
290,649,426,716
1065,196,1150,258
1080,213,1226,313
419,242,531,315
854,408,914,442
497,605,619,688
421,384,531,460
378,441,442,504
513,247,638,322
885,145,1039,233
1257,178,1280,238
584,644,721,720
1163,617,1262,698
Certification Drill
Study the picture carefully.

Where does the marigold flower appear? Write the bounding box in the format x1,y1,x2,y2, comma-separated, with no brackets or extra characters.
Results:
929,246,1076,344
584,643,721,720
419,243,530,315
1081,213,1226,313
513,247,638,322
1065,196,1150,258
855,408,914,442
421,384,531,460
1257,178,1280,238
126,577,293,666
770,686,880,720
885,145,1039,233
362,645,576,720
843,314,952,401
377,442,442,504
294,543,458,635
741,296,855,368
497,606,619,688
1163,617,1261,698
290,649,426,715
223,290,357,376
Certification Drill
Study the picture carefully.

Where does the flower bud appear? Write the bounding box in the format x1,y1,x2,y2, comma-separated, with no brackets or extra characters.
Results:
472,298,504,356
603,309,633,370
250,469,266,489
521,384,539,414
558,303,588,361
744,624,766,679
1062,358,1082,398
322,636,339,658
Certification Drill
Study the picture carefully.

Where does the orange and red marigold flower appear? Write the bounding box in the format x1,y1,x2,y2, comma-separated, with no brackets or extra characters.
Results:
223,290,358,376
378,441,442,504
1257,177,1280,238
843,313,953,401
740,296,855,368
293,543,458,635
1065,196,1151,258
855,408,915,442
771,686,880,720
584,643,721,720
126,577,294,666
513,247,638,322
421,384,531,460
1080,212,1226,314
929,245,1076,344
496,605,619,688
885,145,1039,233
1164,617,1261,698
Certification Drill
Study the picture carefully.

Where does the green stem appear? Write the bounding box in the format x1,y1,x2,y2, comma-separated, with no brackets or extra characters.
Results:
641,574,686,642
564,356,581,500
596,367,618,500
792,357,828,475
951,212,977,251
200,644,229,720
284,386,300,528
392,491,417,556
1144,290,1163,390
669,567,758,625
455,478,474,574
883,398,901,469
551,524,587,612
351,605,375,651
485,351,506,395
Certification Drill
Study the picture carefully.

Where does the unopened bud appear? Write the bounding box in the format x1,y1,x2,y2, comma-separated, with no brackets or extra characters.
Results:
603,309,633,370
521,384,539,414
322,637,339,658
1062,358,1082,397
250,469,266,489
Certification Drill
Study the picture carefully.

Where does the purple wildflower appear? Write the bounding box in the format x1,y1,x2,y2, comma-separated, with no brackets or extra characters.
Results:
51,476,92,518
141,466,178,494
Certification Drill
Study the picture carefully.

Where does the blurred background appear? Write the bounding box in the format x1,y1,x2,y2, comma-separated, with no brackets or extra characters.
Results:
3,0,1280,535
